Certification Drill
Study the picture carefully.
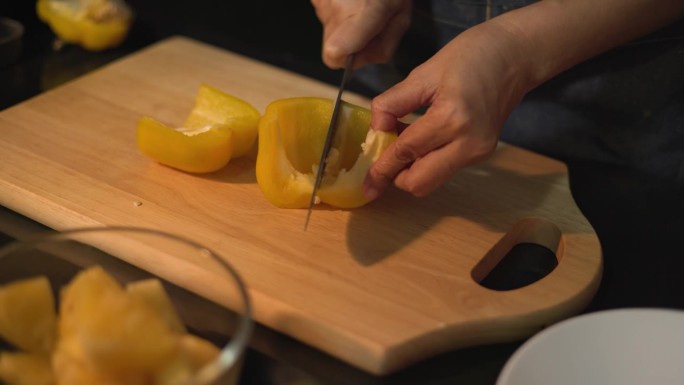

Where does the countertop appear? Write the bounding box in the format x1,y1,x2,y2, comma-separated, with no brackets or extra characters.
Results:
1,1,683,384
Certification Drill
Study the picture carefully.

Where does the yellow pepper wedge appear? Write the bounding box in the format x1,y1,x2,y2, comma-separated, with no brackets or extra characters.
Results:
137,117,233,174
256,97,397,209
183,84,261,158
137,84,260,173
36,0,133,52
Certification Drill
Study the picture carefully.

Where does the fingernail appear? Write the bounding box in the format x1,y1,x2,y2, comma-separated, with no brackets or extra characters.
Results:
363,183,381,201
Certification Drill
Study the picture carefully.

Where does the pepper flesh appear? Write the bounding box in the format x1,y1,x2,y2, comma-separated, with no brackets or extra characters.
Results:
137,117,233,173
183,84,261,158
36,0,133,51
136,84,260,173
256,97,397,209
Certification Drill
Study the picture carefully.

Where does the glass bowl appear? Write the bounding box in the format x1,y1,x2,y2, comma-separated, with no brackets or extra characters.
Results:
0,17,23,68
0,226,252,385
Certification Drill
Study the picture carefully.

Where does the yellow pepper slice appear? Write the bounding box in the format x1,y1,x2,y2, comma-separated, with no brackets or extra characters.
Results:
36,0,133,51
137,117,233,174
256,97,397,209
183,84,261,158
136,84,260,173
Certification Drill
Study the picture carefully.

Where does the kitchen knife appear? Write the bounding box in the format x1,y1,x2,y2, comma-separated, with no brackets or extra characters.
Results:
304,54,355,230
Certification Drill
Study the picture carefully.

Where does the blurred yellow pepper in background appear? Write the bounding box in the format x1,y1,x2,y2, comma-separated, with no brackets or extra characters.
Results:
36,0,133,51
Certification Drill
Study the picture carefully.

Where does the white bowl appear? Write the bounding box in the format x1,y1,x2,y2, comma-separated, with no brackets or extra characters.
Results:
497,308,684,385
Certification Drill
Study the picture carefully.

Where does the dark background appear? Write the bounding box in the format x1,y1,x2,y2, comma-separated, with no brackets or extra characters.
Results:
1,1,346,110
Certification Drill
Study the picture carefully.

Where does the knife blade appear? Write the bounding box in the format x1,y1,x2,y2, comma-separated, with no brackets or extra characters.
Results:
304,54,355,230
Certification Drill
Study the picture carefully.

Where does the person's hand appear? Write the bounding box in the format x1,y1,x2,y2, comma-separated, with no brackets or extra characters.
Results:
363,23,532,200
310,0,412,68
358,0,684,201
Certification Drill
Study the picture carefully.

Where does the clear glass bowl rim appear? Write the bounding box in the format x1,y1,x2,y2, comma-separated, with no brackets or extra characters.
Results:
0,225,254,385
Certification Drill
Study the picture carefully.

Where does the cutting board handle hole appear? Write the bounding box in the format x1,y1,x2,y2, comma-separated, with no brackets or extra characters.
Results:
472,218,561,291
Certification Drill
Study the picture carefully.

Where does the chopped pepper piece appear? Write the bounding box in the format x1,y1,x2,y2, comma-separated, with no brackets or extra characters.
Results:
136,84,261,173
256,97,397,209
0,276,56,355
137,117,234,174
183,83,261,158
36,0,133,51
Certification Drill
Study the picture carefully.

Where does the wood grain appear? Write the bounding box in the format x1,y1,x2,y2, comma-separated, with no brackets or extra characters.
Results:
0,36,602,375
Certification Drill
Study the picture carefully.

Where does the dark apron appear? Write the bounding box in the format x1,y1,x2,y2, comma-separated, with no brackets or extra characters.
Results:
354,0,684,183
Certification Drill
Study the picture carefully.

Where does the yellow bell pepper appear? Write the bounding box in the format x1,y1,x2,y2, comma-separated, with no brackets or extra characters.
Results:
137,84,261,173
36,0,133,52
256,97,397,209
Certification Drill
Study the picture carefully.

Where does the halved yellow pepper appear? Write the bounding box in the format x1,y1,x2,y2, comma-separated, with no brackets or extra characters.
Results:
36,0,133,52
256,97,397,209
137,84,261,173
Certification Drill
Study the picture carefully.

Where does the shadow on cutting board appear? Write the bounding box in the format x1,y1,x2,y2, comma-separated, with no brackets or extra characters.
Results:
345,147,592,267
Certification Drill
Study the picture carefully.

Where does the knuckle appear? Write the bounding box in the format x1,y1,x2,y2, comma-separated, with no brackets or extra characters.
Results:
405,65,425,81
370,95,388,114
443,105,473,133
392,140,419,163
368,163,394,184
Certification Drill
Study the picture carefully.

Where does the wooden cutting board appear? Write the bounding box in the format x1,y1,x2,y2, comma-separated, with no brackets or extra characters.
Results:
0,36,602,375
